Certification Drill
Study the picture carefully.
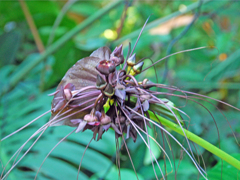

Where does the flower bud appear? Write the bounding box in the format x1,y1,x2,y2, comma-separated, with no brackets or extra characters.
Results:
142,78,155,89
96,74,107,90
112,44,123,57
100,114,111,125
64,89,72,101
96,60,115,75
127,53,136,66
103,84,114,97
84,114,98,122
133,61,144,74
110,44,124,65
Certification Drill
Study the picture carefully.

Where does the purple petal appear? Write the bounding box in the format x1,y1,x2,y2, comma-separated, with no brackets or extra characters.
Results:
102,124,111,131
70,119,83,125
64,83,75,91
115,89,126,100
75,121,87,133
87,122,96,125
142,100,149,112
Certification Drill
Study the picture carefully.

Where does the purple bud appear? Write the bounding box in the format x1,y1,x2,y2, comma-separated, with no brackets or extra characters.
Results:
112,44,123,57
103,84,114,97
84,114,98,122
96,60,115,75
100,114,111,125
64,89,72,101
96,74,107,89
110,44,124,65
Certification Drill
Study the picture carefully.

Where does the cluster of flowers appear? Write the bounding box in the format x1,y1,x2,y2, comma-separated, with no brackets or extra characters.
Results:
50,45,157,142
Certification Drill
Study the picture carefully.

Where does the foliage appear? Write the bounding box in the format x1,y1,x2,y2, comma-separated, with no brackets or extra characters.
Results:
0,0,240,179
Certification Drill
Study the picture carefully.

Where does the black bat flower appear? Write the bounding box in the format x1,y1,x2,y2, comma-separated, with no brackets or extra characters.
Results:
1,45,240,180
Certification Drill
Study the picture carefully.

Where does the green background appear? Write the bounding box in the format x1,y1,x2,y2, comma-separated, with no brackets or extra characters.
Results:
0,0,240,179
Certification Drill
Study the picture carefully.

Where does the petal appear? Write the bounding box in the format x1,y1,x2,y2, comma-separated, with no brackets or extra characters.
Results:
75,121,87,133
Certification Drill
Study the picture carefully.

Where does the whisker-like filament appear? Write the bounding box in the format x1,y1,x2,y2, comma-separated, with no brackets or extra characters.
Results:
138,98,159,180
116,137,121,180
129,15,151,58
118,103,165,180
1,110,51,141
1,124,48,179
129,118,165,180
4,41,240,180
34,128,76,180
156,84,240,111
145,91,198,167
152,91,239,145
1,126,49,180
142,47,207,72
114,104,139,180
126,106,207,179
77,137,93,180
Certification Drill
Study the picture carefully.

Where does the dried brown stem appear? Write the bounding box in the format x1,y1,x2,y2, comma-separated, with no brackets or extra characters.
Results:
18,0,45,53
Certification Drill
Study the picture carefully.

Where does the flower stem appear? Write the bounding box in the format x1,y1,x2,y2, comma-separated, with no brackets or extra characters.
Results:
148,111,240,170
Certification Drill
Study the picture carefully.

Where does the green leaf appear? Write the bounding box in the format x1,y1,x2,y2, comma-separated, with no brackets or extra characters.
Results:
199,154,240,180
90,167,144,180
143,127,161,165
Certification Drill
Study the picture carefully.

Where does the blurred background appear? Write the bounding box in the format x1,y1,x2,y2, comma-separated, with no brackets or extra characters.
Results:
0,0,240,179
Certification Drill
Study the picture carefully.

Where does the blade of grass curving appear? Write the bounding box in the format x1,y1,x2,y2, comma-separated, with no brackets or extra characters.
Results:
152,91,239,145
47,0,78,47
2,0,122,95
162,0,204,83
126,107,208,179
143,110,240,171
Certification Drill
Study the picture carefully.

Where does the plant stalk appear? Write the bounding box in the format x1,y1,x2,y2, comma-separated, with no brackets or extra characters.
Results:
148,111,240,170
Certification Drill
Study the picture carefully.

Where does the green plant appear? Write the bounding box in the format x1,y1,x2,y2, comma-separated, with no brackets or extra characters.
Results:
1,0,240,180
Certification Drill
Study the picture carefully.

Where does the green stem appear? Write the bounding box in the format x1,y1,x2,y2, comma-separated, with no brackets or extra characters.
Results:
148,111,240,170
2,0,122,95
